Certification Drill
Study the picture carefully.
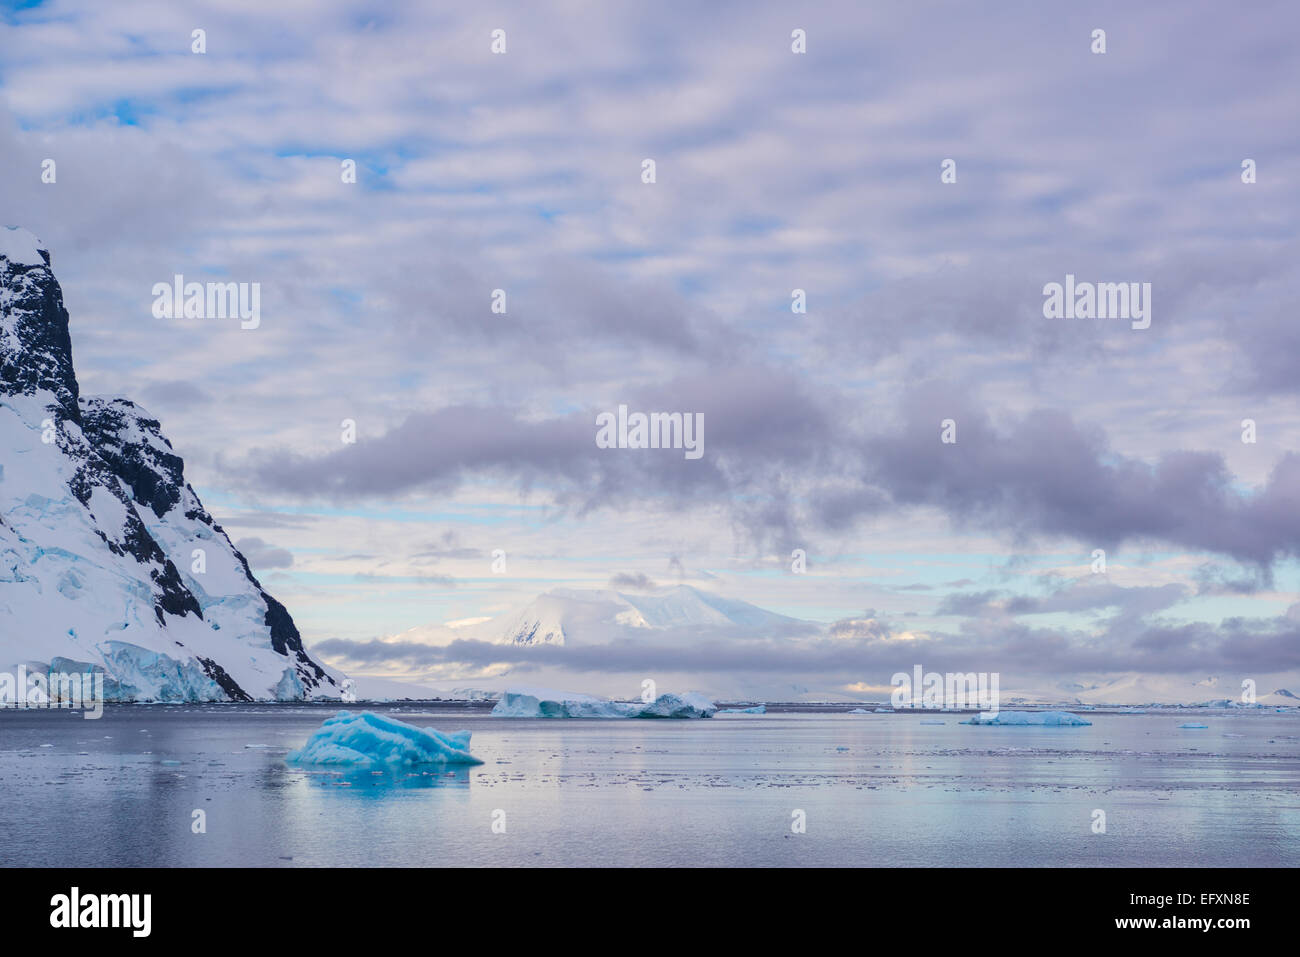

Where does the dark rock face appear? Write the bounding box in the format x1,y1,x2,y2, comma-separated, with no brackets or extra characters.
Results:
0,245,80,419
80,398,186,519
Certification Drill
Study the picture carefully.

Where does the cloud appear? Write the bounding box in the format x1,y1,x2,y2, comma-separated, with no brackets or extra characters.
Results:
311,603,1300,679
234,536,293,570
609,572,656,591
4,0,1299,682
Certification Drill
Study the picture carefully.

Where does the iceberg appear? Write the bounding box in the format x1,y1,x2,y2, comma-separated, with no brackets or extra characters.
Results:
286,711,483,766
847,708,870,714
874,707,895,713
961,710,1092,726
635,691,717,719
718,705,766,714
491,687,715,719
491,688,637,718
1179,722,1209,729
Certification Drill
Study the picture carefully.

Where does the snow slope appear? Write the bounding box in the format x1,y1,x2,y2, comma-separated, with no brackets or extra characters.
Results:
0,227,344,702
459,584,810,647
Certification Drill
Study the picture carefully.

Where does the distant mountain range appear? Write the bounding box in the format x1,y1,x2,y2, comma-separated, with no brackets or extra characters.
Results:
383,583,813,650
1045,674,1299,708
455,584,812,646
369,585,1298,707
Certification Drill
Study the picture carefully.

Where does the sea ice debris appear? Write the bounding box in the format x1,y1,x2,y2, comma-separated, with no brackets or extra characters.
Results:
961,710,1091,726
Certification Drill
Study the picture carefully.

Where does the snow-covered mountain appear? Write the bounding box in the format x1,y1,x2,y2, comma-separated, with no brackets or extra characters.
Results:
455,584,812,646
0,227,343,702
1005,674,1300,708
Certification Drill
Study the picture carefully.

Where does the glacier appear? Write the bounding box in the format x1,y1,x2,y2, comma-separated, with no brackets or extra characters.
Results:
0,227,345,702
491,687,716,718
961,710,1092,726
287,710,483,766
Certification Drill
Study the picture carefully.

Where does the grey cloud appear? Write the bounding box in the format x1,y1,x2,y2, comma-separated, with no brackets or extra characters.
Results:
609,572,657,591
234,536,294,570
312,606,1300,679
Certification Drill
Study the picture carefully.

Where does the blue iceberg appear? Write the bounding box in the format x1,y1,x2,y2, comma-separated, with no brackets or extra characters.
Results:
636,691,717,718
287,710,483,766
1179,722,1209,729
961,710,1091,726
718,705,766,714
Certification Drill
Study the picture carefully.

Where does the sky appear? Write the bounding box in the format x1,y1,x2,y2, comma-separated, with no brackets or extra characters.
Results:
2,0,1298,698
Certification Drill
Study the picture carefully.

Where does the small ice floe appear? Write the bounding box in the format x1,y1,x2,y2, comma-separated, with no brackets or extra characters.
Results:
1178,723,1209,729
847,708,870,714
287,710,483,767
919,720,946,725
961,711,1091,726
717,705,766,714
874,708,895,713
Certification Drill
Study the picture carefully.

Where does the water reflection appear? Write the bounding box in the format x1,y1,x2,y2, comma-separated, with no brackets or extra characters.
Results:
286,764,474,791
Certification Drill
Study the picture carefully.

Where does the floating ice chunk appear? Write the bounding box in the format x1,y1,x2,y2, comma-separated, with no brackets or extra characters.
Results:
287,710,483,766
919,720,946,725
874,707,895,713
847,708,870,714
635,691,716,719
491,688,637,718
718,705,766,714
1178,722,1208,729
491,687,715,719
961,710,1091,726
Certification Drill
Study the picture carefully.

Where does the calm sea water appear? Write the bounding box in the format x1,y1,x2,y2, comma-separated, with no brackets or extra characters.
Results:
1,704,1296,867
